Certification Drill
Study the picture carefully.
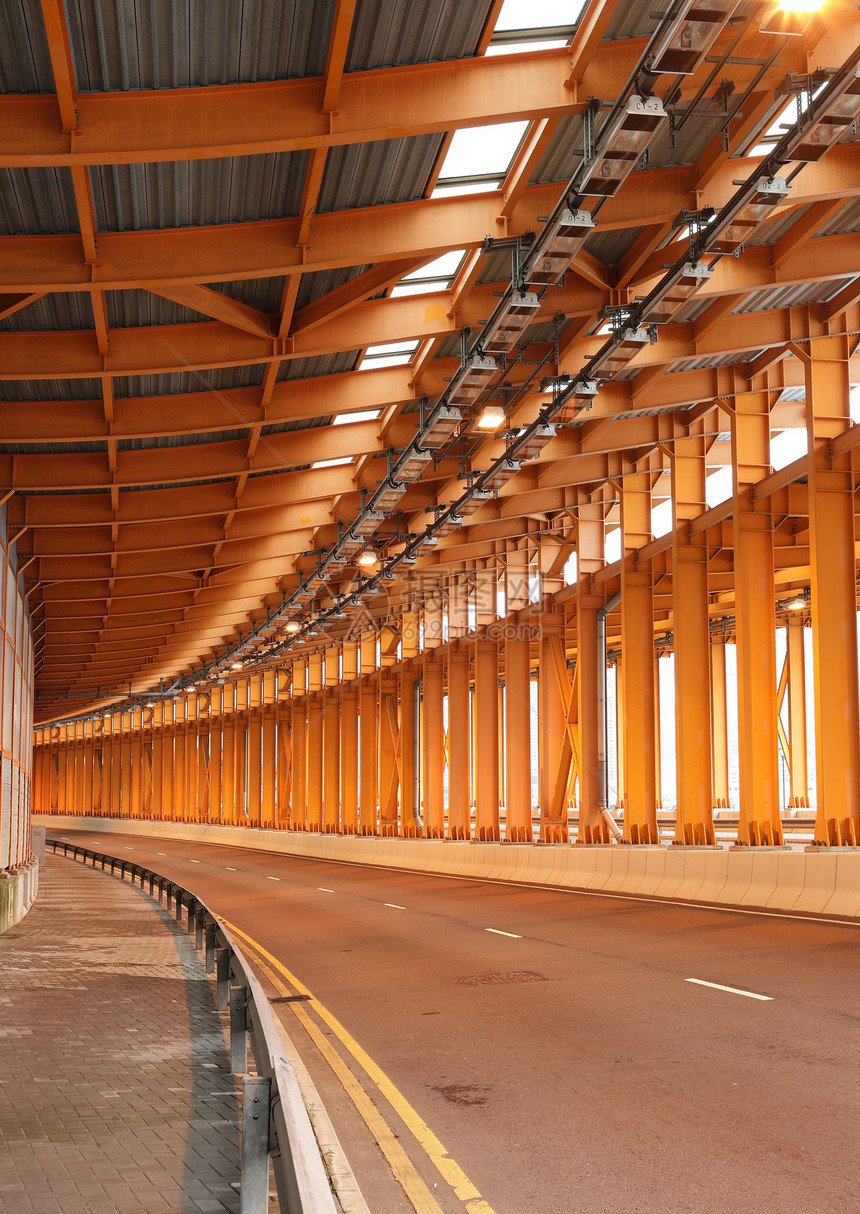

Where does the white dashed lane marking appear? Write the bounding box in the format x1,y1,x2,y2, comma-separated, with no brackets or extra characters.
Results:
485,928,521,938
685,978,773,1001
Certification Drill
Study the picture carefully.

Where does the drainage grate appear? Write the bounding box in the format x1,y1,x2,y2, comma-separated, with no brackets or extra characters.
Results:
457,971,545,987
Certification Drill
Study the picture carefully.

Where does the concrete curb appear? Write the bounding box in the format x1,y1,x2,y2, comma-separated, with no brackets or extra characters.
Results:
34,815,860,922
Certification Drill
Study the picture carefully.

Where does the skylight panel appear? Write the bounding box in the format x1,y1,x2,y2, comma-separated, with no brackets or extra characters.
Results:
430,180,501,198
364,340,418,356
390,281,449,297
333,409,381,426
493,0,586,30
312,456,353,469
436,121,529,182
485,39,569,56
403,251,465,280
357,352,413,370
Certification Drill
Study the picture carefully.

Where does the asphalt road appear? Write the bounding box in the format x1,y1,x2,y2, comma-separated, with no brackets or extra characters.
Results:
53,829,860,1214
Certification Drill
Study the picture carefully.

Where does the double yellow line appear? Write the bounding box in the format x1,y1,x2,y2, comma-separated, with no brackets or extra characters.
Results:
222,918,495,1214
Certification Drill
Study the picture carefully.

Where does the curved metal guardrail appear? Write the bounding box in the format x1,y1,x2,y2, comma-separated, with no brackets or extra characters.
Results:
48,838,339,1214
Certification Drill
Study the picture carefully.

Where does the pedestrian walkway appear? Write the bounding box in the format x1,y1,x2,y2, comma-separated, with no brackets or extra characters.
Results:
0,853,241,1214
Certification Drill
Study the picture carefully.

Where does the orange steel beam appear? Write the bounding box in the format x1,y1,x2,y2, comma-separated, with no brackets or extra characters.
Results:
322,0,357,113
20,464,360,526
6,151,857,293
2,354,818,449
146,283,274,339
3,420,378,490
29,501,336,556
3,236,857,389
0,44,657,168
291,259,422,335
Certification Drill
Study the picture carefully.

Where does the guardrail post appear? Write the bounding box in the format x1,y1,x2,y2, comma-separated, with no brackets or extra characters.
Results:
230,986,249,1074
205,923,216,973
216,950,230,1008
148,872,154,896
195,909,204,950
110,857,116,876
187,900,195,932
240,1075,272,1214
165,883,172,912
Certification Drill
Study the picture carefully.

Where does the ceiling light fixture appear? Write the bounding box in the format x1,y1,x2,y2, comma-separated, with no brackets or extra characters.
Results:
476,404,506,430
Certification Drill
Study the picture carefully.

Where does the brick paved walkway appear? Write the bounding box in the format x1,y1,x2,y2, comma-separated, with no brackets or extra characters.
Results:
0,854,241,1214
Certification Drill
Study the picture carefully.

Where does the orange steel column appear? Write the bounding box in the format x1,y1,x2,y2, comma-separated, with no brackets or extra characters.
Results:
504,632,532,842
614,661,625,812
474,637,500,841
261,709,275,829
306,655,324,832
184,706,198,822
359,635,378,835
82,733,94,815
151,714,164,819
399,667,420,838
575,502,610,843
161,713,175,821
246,678,263,827
110,728,121,817
620,472,658,844
322,649,340,833
378,674,399,837
732,389,782,845
120,728,133,819
340,642,359,834
447,574,471,841
323,690,341,834
785,617,809,809
400,618,421,838
422,655,445,838
276,702,291,829
446,645,471,840
291,661,308,830
710,639,730,810
538,612,569,843
209,700,223,823
797,337,860,845
671,435,715,844
221,687,237,824
172,708,185,820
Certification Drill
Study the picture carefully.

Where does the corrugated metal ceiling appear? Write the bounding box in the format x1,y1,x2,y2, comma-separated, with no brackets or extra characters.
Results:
0,167,78,235
730,276,857,314
105,291,212,328
278,351,360,380
294,265,374,312
65,0,337,91
318,135,444,212
0,292,95,332
0,0,55,92
89,151,309,232
346,0,494,70
0,378,102,402
113,364,267,399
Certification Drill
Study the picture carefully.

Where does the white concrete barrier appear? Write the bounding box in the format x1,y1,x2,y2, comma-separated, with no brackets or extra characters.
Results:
34,815,860,922
0,857,39,934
